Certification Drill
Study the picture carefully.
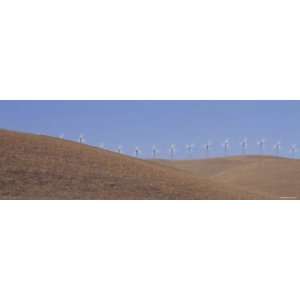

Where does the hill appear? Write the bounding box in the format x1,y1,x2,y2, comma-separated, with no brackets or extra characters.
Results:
0,130,264,199
158,156,300,199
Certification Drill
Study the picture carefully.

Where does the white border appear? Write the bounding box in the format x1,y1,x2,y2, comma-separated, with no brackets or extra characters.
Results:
0,0,300,100
1,200,300,300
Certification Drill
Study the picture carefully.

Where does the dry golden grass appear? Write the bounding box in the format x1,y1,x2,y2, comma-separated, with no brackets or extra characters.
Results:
0,130,265,199
158,156,300,199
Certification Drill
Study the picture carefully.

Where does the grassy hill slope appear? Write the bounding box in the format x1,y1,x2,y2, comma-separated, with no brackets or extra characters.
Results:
0,130,264,199
158,156,300,199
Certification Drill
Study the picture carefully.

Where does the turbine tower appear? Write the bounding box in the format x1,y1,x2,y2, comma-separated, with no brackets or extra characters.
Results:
152,145,158,159
117,145,123,154
204,142,211,158
222,139,230,156
135,147,141,158
273,141,281,156
186,144,194,158
257,139,266,155
79,134,85,144
59,133,64,139
169,144,176,160
241,138,248,155
289,145,297,158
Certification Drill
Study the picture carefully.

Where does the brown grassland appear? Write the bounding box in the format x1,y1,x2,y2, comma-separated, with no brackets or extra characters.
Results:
0,129,298,199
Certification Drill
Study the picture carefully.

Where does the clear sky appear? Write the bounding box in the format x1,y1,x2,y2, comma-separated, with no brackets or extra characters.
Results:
0,100,299,159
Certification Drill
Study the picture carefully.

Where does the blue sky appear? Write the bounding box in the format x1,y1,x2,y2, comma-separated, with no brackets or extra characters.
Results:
0,100,299,159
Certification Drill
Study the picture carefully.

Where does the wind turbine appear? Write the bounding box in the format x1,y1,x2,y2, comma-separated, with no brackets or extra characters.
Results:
59,133,64,139
186,144,194,158
135,146,141,158
169,144,176,160
241,138,248,155
222,139,230,156
273,141,281,156
152,145,158,159
79,134,85,144
204,141,212,158
257,139,266,155
117,145,123,154
289,145,297,158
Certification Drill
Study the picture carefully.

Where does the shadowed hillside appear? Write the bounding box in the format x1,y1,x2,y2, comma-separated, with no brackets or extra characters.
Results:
158,156,300,199
0,130,264,200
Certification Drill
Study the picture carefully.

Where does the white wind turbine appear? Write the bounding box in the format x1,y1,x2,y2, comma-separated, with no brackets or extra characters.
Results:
169,144,176,160
257,139,266,155
273,141,281,156
135,146,141,158
59,133,64,139
222,139,230,156
203,141,212,158
117,145,123,154
79,134,85,144
241,138,248,155
186,144,194,158
289,145,297,158
152,145,158,159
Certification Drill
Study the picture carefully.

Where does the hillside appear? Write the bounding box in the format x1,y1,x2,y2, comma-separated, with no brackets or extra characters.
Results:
0,130,264,200
158,156,300,199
